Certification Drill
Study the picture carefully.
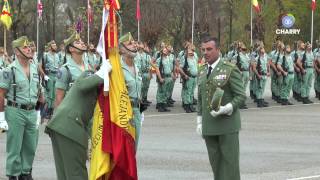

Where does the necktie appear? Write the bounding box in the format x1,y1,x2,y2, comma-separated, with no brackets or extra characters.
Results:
207,66,212,78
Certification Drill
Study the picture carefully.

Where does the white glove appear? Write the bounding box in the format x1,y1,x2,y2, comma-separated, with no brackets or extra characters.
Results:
210,103,233,117
36,111,41,129
95,59,112,92
196,116,202,136
44,75,50,81
141,112,144,126
0,112,8,132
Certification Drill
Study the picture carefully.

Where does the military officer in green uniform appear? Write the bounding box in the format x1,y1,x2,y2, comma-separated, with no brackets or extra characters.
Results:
155,45,173,112
55,33,91,108
232,42,249,109
297,42,314,104
277,45,294,105
179,44,198,113
119,32,145,148
167,45,177,105
197,36,246,180
41,40,61,119
135,42,153,105
252,46,269,107
0,36,44,180
314,42,320,100
291,41,305,102
45,58,111,180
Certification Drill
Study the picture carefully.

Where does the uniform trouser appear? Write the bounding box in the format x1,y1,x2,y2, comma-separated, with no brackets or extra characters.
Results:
293,72,302,94
5,107,38,176
301,68,314,98
249,71,255,94
49,131,88,180
141,73,151,101
45,73,57,109
181,77,196,104
276,76,283,97
168,78,175,100
255,76,267,99
271,71,277,95
280,74,294,100
241,71,249,92
156,77,172,104
133,107,142,150
204,133,240,180
315,72,320,92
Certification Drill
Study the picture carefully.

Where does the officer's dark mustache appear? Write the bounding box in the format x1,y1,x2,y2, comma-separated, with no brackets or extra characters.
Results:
17,48,32,60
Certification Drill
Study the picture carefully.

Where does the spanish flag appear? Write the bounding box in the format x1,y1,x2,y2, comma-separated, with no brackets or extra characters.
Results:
312,0,316,11
0,0,12,30
90,1,137,180
252,0,260,13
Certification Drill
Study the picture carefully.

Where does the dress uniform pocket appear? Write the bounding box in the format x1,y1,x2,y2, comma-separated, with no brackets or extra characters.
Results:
68,111,84,128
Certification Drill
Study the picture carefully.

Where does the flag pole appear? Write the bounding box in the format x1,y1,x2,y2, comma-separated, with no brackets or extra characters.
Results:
192,0,195,44
138,20,140,42
4,27,6,52
311,9,314,45
87,0,90,45
37,0,39,58
250,1,253,47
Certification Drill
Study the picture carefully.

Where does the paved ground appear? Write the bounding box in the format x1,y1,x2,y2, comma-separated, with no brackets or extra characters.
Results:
0,78,320,180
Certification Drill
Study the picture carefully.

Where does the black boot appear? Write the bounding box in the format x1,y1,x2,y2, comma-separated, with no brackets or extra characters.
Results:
158,103,166,112
302,97,313,104
316,91,319,98
156,103,159,109
257,99,263,108
18,174,33,180
276,96,282,103
272,93,275,100
281,99,288,105
189,104,196,112
287,99,294,105
193,98,197,105
240,104,248,109
161,103,170,112
261,99,269,107
185,104,192,113
8,176,17,180
297,94,302,102
170,97,176,103
167,101,174,107
292,91,297,100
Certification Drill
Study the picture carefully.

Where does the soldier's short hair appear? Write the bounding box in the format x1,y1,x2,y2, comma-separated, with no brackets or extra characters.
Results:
201,36,220,48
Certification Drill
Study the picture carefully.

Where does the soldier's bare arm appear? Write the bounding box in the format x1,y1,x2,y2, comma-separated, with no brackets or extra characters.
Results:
0,88,7,112
54,89,65,108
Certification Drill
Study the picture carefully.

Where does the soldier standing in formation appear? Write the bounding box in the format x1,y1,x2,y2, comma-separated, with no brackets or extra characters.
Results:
179,44,198,113
0,36,44,180
252,46,269,107
54,32,91,108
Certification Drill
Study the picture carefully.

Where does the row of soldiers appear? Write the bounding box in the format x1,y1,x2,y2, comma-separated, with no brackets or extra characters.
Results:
133,41,199,113
225,39,320,107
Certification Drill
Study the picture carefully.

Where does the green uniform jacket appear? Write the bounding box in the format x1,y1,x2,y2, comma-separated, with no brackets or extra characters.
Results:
45,71,103,148
198,60,246,135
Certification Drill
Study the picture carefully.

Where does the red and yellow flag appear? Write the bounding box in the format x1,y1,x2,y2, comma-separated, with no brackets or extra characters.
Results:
252,0,260,13
90,1,137,180
0,0,12,30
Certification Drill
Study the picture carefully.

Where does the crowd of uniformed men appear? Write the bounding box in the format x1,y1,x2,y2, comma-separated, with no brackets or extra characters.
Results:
0,33,320,179
0,39,320,115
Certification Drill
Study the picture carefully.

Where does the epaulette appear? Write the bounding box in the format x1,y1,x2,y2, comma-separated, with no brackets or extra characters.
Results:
222,60,236,68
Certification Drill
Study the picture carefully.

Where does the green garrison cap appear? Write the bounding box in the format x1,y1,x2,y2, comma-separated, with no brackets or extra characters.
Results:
47,40,56,47
210,87,224,111
63,32,80,46
12,36,29,48
119,32,133,44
